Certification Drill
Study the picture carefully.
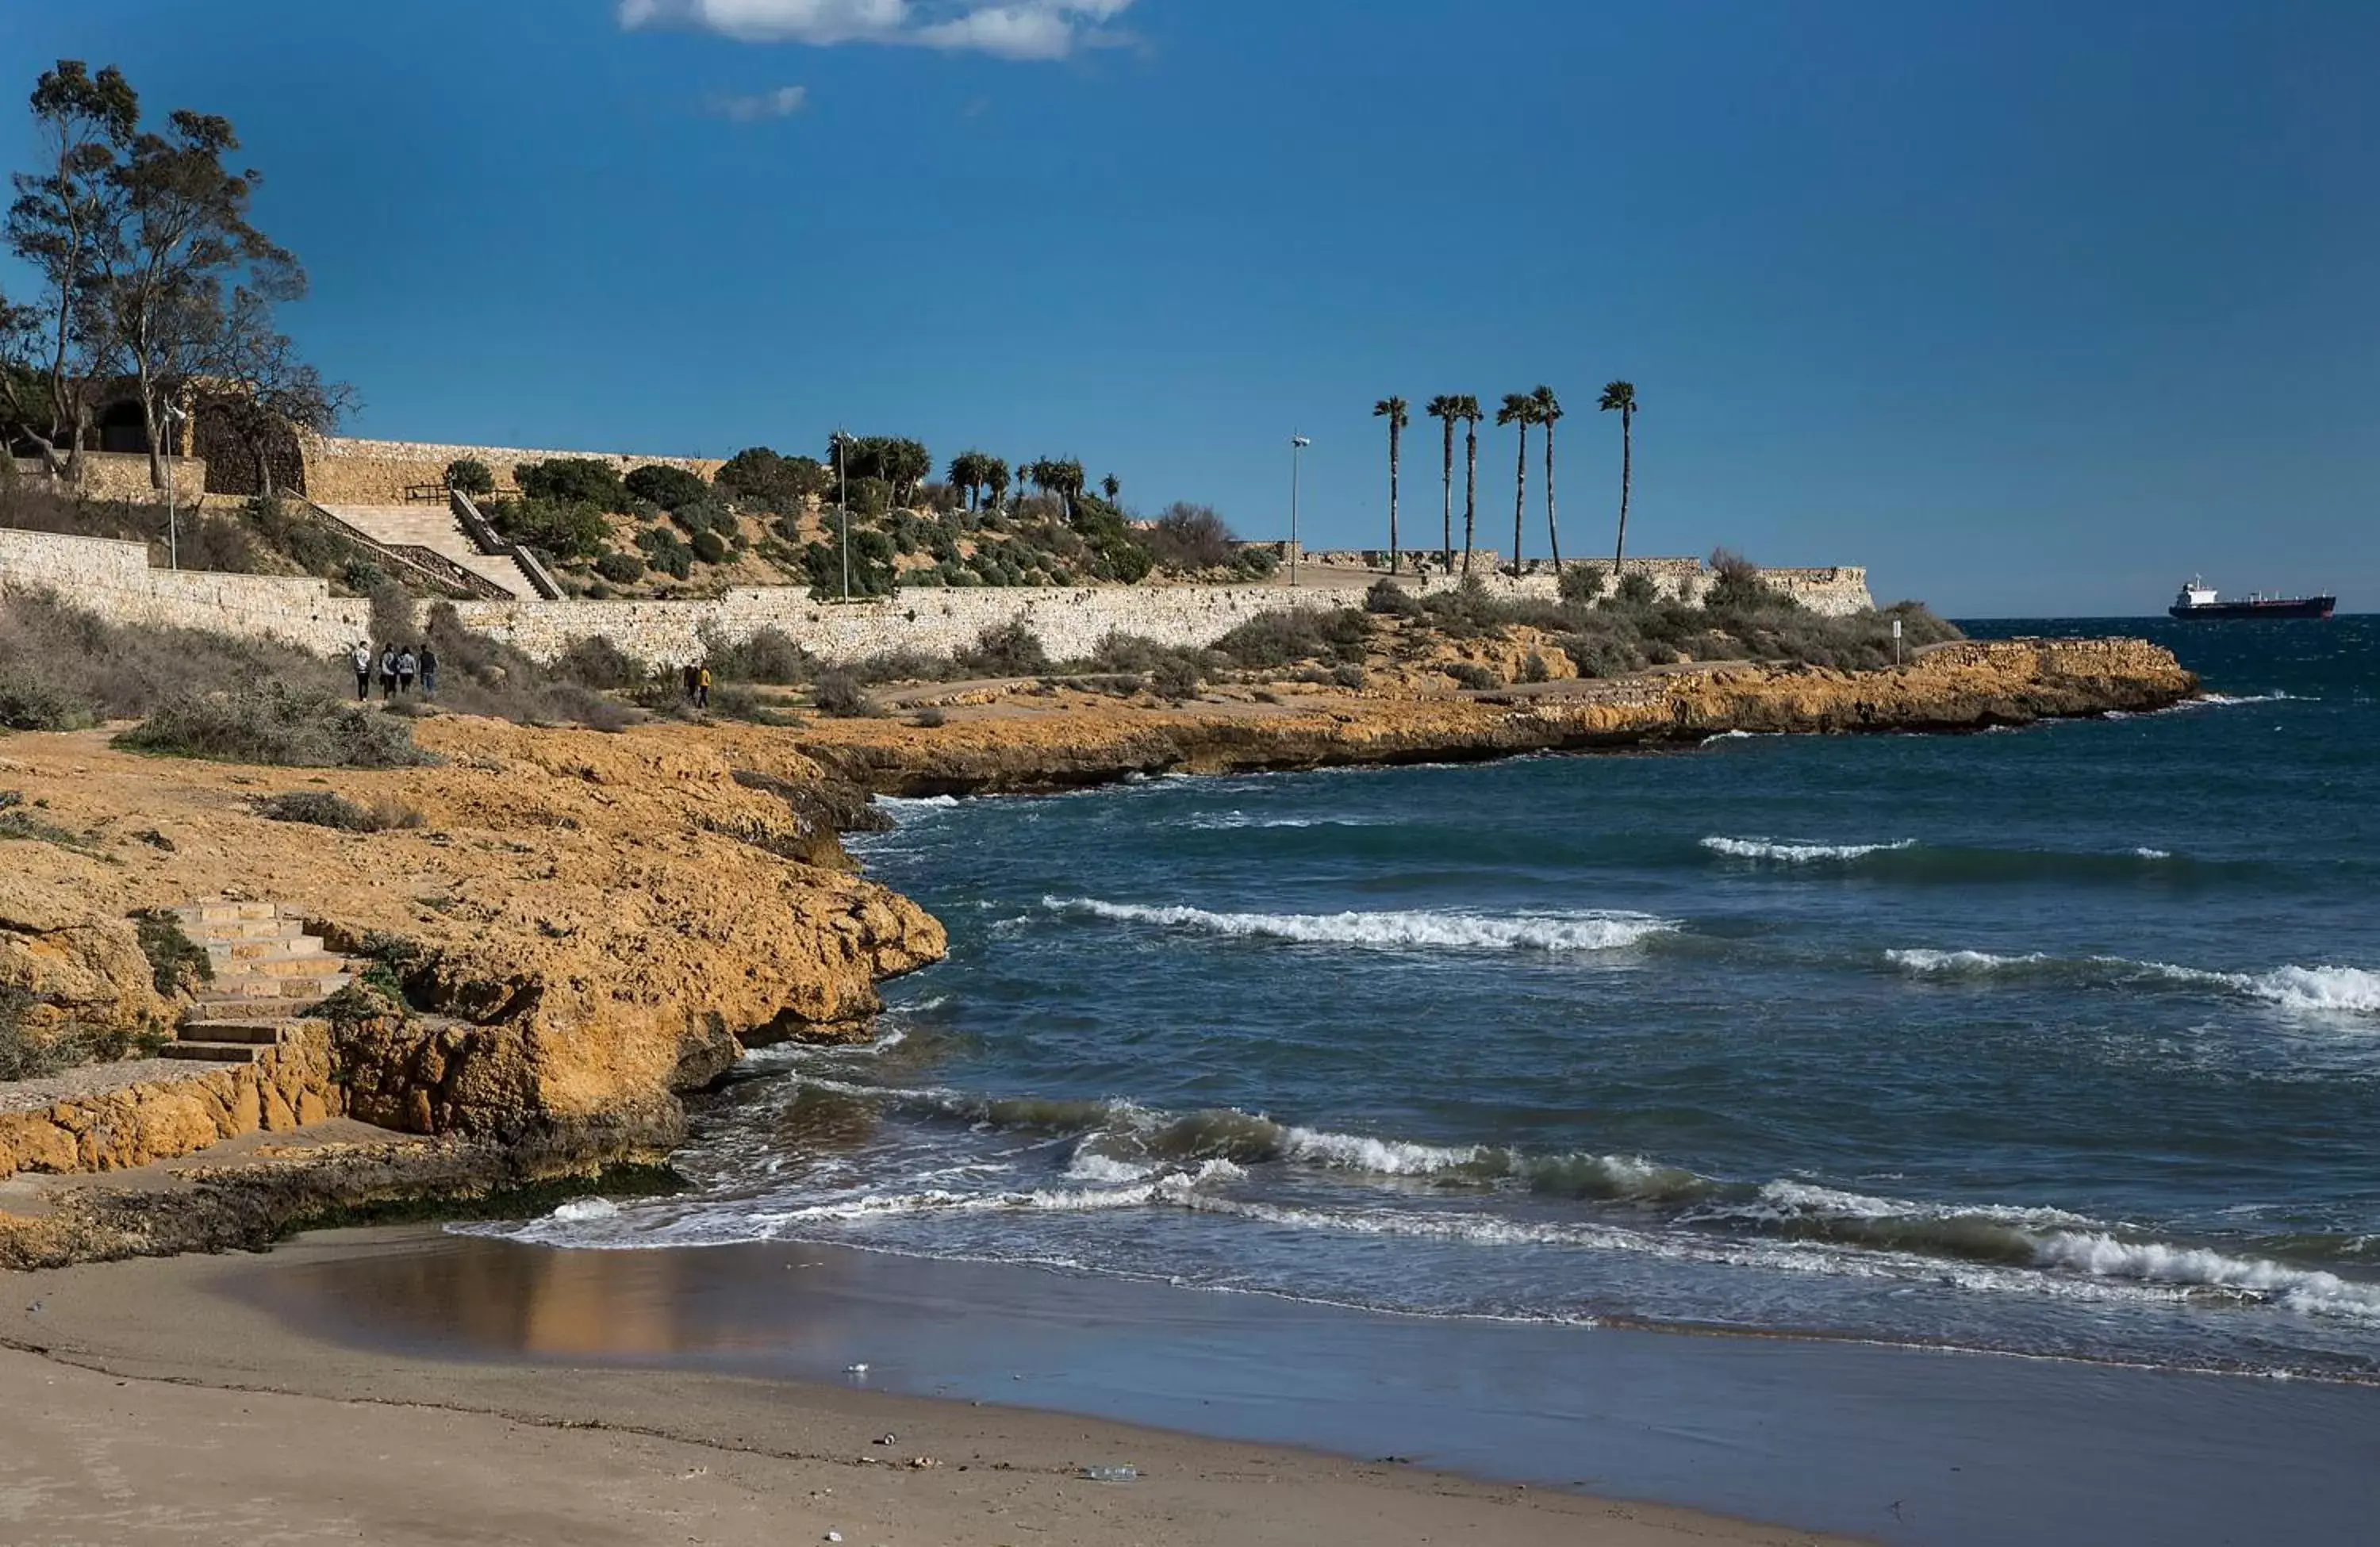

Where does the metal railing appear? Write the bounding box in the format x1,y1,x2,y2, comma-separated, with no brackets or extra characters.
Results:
451,489,562,601
299,499,511,601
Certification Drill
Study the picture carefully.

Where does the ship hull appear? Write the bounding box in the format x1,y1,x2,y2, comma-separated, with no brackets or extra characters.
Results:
2169,597,2336,620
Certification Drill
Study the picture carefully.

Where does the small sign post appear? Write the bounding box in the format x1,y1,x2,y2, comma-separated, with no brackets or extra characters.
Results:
1892,616,1903,666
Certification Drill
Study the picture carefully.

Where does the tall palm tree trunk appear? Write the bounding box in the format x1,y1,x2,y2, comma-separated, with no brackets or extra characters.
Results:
1388,419,1402,574
1511,422,1529,575
1544,419,1562,573
1440,418,1455,573
1462,424,1478,576
1613,408,1633,570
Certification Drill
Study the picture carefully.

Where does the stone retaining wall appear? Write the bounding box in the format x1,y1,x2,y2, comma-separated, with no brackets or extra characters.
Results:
1,528,1877,669
298,434,727,507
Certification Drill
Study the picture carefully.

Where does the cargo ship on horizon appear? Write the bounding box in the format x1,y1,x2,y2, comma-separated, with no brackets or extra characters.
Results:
2169,578,2336,620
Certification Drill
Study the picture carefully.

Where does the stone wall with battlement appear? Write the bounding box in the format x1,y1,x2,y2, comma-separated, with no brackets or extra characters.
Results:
0,529,1875,670
295,434,727,507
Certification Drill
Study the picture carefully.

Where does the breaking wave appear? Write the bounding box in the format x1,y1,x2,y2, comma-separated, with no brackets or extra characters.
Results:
1887,949,2380,1015
1701,836,1917,863
1046,896,1676,954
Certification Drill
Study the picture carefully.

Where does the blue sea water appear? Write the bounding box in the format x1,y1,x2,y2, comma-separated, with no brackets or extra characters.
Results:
493,618,2380,1383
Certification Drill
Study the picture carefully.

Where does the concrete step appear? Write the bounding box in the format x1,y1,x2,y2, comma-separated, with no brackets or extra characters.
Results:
238,951,345,978
178,1019,290,1046
188,918,306,945
324,505,531,598
162,1042,267,1065
204,936,324,965
173,901,279,926
197,971,351,1008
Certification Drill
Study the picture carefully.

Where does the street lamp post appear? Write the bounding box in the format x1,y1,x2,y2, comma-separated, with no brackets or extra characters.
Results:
1289,434,1311,586
163,404,189,571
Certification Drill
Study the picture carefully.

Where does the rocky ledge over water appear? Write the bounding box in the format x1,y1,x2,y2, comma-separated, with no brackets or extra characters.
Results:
787,637,2199,795
0,719,942,1265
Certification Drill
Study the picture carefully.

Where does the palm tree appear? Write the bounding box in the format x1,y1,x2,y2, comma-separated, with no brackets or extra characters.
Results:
1101,473,1121,505
1426,396,1459,572
1496,392,1537,575
1599,381,1637,570
1533,385,1564,574
1453,395,1483,575
1372,396,1410,573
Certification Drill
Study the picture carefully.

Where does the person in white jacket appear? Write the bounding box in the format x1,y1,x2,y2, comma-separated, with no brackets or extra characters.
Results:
351,642,372,701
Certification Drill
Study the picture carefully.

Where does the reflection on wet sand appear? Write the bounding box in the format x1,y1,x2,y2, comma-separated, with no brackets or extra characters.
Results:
244,1235,873,1364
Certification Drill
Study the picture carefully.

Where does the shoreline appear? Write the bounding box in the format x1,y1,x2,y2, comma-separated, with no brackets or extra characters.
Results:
1,1226,1856,1547
15,1225,2380,1547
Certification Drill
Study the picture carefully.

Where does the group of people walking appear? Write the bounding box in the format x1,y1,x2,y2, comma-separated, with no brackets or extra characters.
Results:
353,641,439,701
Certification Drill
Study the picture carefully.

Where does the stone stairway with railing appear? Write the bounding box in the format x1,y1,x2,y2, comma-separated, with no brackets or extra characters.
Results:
317,502,541,599
167,901,356,1064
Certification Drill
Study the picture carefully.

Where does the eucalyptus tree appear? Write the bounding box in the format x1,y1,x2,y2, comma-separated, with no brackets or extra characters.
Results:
1372,395,1409,572
1425,395,1459,571
4,60,137,474
1532,384,1564,573
1495,392,1537,574
1453,394,1483,575
1599,380,1638,570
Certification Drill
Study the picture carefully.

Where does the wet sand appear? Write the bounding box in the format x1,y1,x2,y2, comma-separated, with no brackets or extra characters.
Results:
10,1229,2378,1545
2,1227,1844,1547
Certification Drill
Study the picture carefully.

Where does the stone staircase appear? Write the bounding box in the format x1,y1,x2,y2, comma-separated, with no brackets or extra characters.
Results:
167,901,356,1064
321,503,540,599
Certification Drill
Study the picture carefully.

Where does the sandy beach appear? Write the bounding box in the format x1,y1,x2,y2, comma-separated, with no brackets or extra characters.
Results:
0,1228,1852,1547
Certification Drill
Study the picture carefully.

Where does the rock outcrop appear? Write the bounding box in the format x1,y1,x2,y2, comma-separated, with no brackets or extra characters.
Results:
786,637,2199,794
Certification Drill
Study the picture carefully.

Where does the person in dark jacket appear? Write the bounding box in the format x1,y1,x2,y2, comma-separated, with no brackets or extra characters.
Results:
419,643,440,698
379,644,399,701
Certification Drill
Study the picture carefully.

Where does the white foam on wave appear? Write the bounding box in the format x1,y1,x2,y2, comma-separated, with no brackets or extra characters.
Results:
1701,835,1916,863
2132,847,2175,860
1887,949,2380,1017
1185,812,1387,831
548,1198,620,1223
2033,1233,2380,1321
1281,1127,1485,1175
1742,1179,2093,1230
874,795,961,821
1887,948,2052,975
1045,896,1676,954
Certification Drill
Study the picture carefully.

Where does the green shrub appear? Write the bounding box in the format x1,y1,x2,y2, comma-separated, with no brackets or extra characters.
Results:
716,447,830,511
812,671,881,718
912,705,948,728
117,685,436,768
1520,651,1551,684
255,789,425,833
132,911,213,996
594,550,646,585
1558,566,1606,605
636,526,695,580
690,528,729,566
624,464,712,511
1441,660,1503,690
0,789,94,850
0,670,96,731
553,636,647,691
1365,578,1424,617
1212,607,1371,669
516,458,628,510
493,497,609,560
0,986,165,1079
703,626,816,685
1150,654,1203,701
445,459,496,497
954,620,1050,677
1614,572,1660,607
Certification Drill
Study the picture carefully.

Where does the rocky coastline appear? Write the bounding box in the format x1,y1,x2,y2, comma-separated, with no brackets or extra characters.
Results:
0,635,2194,1267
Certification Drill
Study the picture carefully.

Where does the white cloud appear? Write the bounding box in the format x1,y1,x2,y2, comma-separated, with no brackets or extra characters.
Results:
708,84,810,120
620,0,1138,60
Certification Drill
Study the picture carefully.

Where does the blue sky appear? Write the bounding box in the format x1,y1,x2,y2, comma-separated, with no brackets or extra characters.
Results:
6,0,2375,615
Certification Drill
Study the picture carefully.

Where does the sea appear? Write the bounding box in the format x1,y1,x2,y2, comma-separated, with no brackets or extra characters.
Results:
482,616,2380,1388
